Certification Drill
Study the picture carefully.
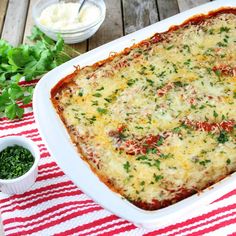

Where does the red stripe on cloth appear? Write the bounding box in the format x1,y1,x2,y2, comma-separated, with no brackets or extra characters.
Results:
96,224,137,236
39,147,48,152
0,115,34,127
38,162,57,170
0,180,73,205
211,189,236,204
26,133,41,139
1,185,78,211
0,120,35,130
228,232,236,236
7,206,102,236
31,137,42,142
167,210,236,236
189,217,236,236
40,152,51,158
80,220,133,236
18,79,40,86
144,203,236,236
5,202,98,232
2,190,83,214
3,200,94,225
20,103,32,108
0,128,38,138
0,112,34,122
36,171,64,181
54,215,120,236
37,143,46,149
38,166,61,175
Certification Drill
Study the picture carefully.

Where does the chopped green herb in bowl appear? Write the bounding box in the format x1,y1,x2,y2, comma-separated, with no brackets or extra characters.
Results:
0,136,40,194
0,145,34,179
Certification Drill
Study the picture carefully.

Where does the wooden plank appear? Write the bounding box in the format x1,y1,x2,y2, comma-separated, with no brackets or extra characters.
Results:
157,0,179,20
89,0,123,50
1,0,29,45
177,0,210,12
23,0,87,54
23,0,38,45
0,0,8,34
122,0,159,35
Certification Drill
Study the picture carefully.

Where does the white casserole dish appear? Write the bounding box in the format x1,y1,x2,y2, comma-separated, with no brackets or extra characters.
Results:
33,0,236,229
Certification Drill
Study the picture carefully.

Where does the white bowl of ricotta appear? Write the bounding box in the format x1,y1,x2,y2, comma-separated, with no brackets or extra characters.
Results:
33,0,106,44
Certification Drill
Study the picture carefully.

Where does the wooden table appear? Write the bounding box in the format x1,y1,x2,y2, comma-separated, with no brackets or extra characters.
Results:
0,0,212,51
0,0,212,235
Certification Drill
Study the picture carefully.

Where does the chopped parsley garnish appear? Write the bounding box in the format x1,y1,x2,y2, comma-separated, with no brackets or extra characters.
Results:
96,86,104,91
199,159,211,166
183,44,191,53
226,159,231,165
104,97,112,103
220,26,230,33
184,59,191,66
157,137,164,146
93,93,102,97
159,153,173,159
217,131,229,144
153,160,161,170
136,155,148,161
91,100,98,106
127,79,135,86
153,173,163,182
78,88,83,97
233,92,236,99
166,45,174,50
172,126,181,133
213,110,218,118
97,107,108,114
214,69,221,77
217,42,227,48
140,180,145,186
0,145,34,179
146,78,154,86
87,116,96,124
123,161,130,173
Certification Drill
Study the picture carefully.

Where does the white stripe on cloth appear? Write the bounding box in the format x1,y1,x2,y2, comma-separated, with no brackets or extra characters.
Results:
180,213,236,236
204,223,236,236
0,194,91,221
0,124,38,137
0,184,80,212
4,203,102,235
89,222,134,236
143,196,236,236
114,196,236,236
3,201,97,230
23,209,112,236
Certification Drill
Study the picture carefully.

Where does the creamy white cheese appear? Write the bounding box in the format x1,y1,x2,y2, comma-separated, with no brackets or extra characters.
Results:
38,2,101,30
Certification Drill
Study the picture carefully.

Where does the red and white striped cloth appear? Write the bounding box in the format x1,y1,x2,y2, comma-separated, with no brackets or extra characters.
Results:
0,92,236,235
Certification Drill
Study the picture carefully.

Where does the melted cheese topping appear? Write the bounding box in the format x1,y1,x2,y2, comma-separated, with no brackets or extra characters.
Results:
52,12,236,210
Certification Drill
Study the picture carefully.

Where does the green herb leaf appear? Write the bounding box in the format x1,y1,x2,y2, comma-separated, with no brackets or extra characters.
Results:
153,173,163,182
0,26,81,120
217,131,229,144
123,161,130,173
93,93,102,97
97,107,108,114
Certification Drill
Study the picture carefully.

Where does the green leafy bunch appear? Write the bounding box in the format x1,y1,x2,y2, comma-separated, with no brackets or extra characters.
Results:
0,27,79,119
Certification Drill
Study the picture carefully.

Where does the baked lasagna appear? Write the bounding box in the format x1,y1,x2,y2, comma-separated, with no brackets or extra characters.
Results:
51,8,236,210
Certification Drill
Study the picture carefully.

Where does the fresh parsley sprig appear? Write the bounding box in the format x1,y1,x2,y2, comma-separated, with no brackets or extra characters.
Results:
0,26,80,120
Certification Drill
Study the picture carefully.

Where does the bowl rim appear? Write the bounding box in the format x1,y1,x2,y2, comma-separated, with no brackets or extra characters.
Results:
33,0,106,33
0,136,40,184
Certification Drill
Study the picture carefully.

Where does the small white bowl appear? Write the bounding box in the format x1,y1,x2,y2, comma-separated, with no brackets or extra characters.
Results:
33,0,106,44
0,136,40,195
